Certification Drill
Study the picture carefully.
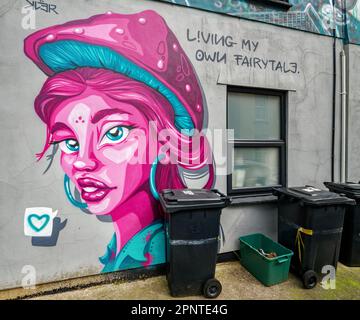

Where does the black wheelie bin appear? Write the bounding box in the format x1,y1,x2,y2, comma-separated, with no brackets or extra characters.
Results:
159,189,230,298
324,182,360,267
273,186,355,289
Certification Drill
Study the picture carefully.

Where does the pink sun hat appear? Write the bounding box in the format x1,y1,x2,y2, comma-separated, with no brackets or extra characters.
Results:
24,10,206,134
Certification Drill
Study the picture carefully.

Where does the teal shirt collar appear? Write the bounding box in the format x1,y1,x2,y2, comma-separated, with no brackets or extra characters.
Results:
99,220,165,273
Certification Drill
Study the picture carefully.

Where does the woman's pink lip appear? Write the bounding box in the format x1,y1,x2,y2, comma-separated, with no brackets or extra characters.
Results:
77,177,111,189
81,188,112,202
76,177,116,203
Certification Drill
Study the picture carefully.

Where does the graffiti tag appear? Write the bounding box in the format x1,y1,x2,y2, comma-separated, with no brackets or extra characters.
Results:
25,0,58,14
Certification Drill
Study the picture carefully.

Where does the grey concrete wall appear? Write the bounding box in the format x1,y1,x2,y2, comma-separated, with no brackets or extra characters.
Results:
347,44,360,182
0,0,347,290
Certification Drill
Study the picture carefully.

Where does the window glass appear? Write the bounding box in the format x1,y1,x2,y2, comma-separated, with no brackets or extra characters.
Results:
232,148,279,188
228,92,280,140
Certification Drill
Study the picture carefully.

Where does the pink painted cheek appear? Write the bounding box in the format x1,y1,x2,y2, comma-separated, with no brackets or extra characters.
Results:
100,140,139,165
125,163,144,189
60,153,77,177
99,140,149,189
113,162,141,201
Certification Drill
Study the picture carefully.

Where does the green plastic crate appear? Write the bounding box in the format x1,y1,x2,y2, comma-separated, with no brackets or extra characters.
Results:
239,233,293,287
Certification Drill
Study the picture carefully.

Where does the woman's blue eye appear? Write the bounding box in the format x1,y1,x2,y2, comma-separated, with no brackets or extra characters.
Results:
65,139,79,152
105,126,124,141
100,126,130,146
59,139,79,154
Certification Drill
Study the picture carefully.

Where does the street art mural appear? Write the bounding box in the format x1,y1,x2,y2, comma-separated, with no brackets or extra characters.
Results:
158,0,360,44
24,10,214,272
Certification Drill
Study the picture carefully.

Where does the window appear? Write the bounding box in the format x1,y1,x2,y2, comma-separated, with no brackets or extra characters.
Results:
227,87,287,196
251,0,292,10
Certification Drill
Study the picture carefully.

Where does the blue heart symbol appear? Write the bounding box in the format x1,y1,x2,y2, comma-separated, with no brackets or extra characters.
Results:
28,214,50,232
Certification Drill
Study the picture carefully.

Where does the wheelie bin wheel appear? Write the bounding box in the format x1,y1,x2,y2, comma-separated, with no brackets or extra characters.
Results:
302,270,318,289
203,278,222,298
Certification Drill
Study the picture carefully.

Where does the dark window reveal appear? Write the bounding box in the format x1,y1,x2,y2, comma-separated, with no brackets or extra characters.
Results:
227,87,287,196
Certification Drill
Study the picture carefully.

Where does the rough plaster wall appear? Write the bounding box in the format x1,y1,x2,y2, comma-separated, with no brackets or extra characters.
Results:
0,0,345,289
168,5,343,252
348,44,360,182
220,204,278,253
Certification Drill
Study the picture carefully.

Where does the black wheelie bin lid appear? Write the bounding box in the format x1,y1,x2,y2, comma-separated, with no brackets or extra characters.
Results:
324,181,360,200
273,186,355,206
159,189,231,213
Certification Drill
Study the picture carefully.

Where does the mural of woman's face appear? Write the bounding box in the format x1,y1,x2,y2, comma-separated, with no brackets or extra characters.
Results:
49,91,151,215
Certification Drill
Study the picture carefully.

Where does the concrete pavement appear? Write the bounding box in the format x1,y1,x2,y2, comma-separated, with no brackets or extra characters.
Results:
24,261,360,300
